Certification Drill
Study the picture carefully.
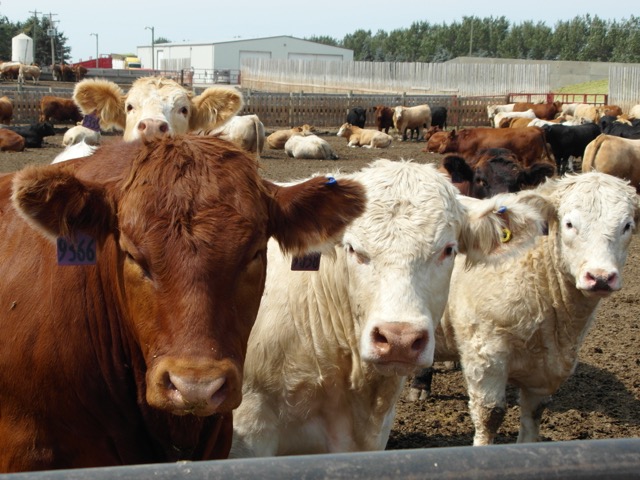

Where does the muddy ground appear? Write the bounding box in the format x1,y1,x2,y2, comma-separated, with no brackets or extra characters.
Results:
1,126,638,450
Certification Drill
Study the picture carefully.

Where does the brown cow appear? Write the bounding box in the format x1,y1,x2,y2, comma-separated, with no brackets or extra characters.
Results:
513,101,562,120
39,96,83,124
73,65,88,81
422,129,448,153
438,127,554,168
0,96,13,124
0,134,366,472
374,105,394,134
0,129,25,151
52,63,75,82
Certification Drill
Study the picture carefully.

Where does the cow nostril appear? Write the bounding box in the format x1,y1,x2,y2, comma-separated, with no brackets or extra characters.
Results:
138,122,147,132
412,333,428,352
159,123,169,133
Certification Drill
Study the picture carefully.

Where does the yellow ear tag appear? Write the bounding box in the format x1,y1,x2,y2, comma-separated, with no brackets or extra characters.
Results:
501,228,512,243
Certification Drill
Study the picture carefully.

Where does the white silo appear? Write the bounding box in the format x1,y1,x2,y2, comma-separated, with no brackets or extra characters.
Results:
12,33,34,64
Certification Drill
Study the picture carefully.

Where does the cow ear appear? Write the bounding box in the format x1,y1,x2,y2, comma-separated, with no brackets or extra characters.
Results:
522,163,556,189
73,79,126,131
265,176,366,256
190,86,244,132
441,155,473,183
458,191,555,265
11,164,114,242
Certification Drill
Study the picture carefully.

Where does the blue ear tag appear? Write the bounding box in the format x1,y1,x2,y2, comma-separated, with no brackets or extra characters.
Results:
325,177,337,186
291,253,321,271
57,232,97,265
496,206,507,214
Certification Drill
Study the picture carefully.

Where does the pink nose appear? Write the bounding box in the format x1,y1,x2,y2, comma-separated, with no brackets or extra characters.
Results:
165,371,229,416
370,322,429,364
138,118,170,140
583,269,619,292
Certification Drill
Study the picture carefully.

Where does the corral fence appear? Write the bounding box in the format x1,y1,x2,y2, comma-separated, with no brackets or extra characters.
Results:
0,84,506,129
2,438,639,479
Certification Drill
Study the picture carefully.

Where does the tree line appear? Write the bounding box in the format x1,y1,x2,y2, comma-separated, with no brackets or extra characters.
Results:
1,13,639,66
309,14,640,64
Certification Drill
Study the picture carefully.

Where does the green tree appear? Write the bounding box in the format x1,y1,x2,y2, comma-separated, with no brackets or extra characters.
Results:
306,35,339,47
154,36,171,45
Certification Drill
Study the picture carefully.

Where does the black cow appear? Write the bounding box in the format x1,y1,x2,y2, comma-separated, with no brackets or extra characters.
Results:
542,122,601,174
1,122,56,148
346,106,366,128
431,106,448,130
599,115,640,139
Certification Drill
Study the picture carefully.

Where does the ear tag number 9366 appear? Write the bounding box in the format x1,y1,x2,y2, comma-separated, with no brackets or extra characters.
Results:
57,233,97,266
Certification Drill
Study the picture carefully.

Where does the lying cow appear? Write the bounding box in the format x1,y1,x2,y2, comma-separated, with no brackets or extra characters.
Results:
284,134,338,159
230,159,551,457
393,104,431,141
0,122,56,148
266,124,314,149
0,129,25,151
207,114,265,159
493,109,536,128
73,77,243,142
62,125,101,147
0,134,366,471
582,134,640,192
337,123,392,148
425,172,639,446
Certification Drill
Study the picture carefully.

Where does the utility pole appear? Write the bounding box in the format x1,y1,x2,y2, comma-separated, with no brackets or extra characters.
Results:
47,12,58,66
28,9,40,64
145,26,155,71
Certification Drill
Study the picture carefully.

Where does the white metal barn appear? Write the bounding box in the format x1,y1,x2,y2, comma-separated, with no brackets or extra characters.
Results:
136,35,353,83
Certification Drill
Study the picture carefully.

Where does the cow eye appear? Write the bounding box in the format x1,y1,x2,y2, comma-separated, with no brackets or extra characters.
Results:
565,220,573,229
125,251,151,279
623,222,633,233
179,106,189,116
126,104,134,113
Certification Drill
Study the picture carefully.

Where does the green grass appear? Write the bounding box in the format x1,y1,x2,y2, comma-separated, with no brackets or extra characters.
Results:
556,79,608,95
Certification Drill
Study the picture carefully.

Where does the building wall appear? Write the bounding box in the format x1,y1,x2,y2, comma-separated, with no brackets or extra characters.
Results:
137,36,352,72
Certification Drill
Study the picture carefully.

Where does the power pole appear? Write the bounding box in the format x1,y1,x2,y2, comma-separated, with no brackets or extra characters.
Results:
28,9,40,64
47,12,58,66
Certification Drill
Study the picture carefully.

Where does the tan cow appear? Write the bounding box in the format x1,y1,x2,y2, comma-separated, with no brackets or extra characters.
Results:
73,77,243,142
393,104,431,141
336,123,392,148
207,114,265,159
266,124,315,149
17,64,41,85
582,134,640,192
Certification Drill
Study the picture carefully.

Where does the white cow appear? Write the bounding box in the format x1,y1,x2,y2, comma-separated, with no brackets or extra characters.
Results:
629,104,640,120
72,77,243,142
431,172,639,446
230,159,552,458
487,103,515,122
393,104,431,141
62,125,101,147
493,109,536,128
284,134,338,159
207,114,265,159
17,64,41,85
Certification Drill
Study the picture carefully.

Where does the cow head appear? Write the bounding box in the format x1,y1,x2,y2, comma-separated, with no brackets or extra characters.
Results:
334,160,551,377
73,77,244,142
12,135,366,417
538,172,640,297
438,129,459,154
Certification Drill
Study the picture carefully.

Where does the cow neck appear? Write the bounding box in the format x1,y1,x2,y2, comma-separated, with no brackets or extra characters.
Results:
541,222,602,346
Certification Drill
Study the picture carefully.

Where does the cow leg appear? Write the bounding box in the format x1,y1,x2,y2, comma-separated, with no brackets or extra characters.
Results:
464,363,508,446
517,388,549,443
408,367,433,401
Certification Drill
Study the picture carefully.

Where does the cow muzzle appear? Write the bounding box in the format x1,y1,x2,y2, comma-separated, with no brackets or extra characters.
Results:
146,357,242,416
366,322,430,375
136,118,170,142
578,267,621,297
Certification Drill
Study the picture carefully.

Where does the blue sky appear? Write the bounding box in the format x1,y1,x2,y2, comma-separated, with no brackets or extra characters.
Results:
2,1,636,63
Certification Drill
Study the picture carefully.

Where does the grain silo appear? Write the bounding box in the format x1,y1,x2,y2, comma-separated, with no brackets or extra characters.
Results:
12,33,34,64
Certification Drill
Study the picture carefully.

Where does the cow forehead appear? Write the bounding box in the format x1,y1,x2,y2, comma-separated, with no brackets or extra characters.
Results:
343,160,464,253
552,173,638,225
127,79,191,110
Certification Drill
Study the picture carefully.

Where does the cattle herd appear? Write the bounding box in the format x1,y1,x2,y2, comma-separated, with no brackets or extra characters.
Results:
0,77,639,473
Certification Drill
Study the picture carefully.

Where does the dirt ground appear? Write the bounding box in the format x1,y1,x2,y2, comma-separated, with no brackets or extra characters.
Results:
1,126,639,450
